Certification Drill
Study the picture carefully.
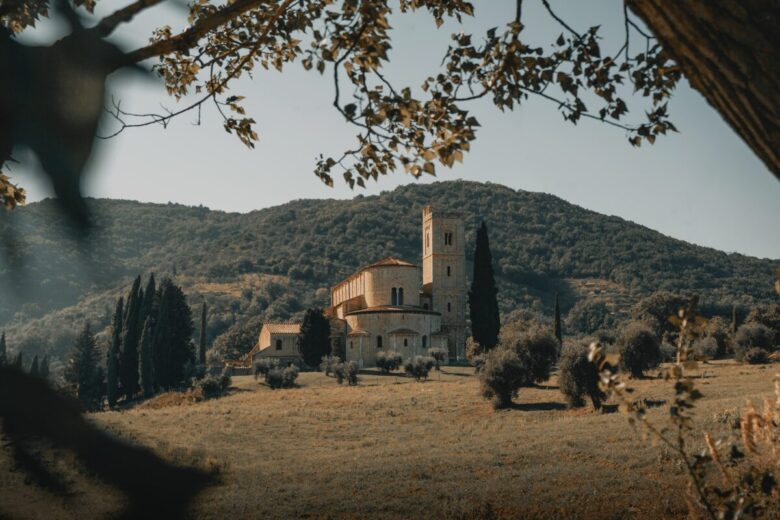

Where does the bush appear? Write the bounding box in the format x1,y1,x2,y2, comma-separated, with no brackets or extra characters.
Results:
333,362,345,384
471,353,487,373
659,342,677,362
345,361,359,385
743,347,769,365
282,365,300,387
479,348,529,409
427,347,448,370
375,350,403,373
558,345,605,410
253,358,278,381
691,336,719,360
507,326,559,384
734,323,773,361
320,355,341,376
404,356,435,381
266,368,284,389
192,367,232,399
617,322,661,378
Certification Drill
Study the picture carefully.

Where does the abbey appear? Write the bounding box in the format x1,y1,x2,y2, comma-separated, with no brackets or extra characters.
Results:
251,206,467,366
327,205,467,366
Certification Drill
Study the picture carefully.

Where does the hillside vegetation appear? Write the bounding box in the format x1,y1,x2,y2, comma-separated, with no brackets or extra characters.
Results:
0,181,776,362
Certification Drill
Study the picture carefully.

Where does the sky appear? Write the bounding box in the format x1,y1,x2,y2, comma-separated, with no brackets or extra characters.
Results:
11,0,780,259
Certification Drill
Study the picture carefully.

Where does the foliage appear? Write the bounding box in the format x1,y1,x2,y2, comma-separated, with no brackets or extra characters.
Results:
469,221,500,350
734,323,774,362
152,279,196,389
332,361,358,385
553,294,562,346
297,308,330,369
209,315,262,363
404,356,435,381
630,291,690,340
479,347,529,409
199,302,208,365
558,344,604,410
65,323,105,411
139,318,154,398
427,347,448,370
617,321,661,378
320,355,341,376
690,335,719,360
565,300,619,335
192,367,232,399
119,276,142,399
2,182,775,364
742,347,769,365
375,350,403,373
253,358,278,381
106,297,122,408
745,303,780,347
265,365,299,390
505,324,560,384
0,330,5,365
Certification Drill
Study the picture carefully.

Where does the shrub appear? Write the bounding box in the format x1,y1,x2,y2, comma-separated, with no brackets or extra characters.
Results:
282,365,300,387
479,348,529,409
345,361,359,385
253,358,278,381
691,336,719,360
558,345,605,410
471,353,487,373
333,362,345,384
507,326,559,384
266,368,284,389
743,347,769,365
427,347,448,370
617,322,661,378
193,367,232,399
404,356,435,381
320,355,341,376
375,350,403,373
734,323,773,361
659,342,677,363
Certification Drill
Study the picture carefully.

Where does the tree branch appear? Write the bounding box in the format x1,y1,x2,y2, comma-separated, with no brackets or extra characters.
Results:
89,0,166,38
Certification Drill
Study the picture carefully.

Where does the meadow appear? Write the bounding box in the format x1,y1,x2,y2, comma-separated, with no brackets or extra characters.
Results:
1,361,776,519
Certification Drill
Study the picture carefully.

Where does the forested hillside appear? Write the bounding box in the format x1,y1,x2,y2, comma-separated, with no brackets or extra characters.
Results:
1,181,776,362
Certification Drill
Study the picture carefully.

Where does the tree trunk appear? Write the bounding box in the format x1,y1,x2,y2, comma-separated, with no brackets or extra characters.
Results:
627,0,780,181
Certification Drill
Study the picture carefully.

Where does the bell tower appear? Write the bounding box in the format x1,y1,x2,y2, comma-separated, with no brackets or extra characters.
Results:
422,206,466,360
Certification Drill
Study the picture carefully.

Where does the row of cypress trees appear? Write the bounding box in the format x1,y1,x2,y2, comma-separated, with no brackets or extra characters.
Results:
0,330,50,376
106,275,196,407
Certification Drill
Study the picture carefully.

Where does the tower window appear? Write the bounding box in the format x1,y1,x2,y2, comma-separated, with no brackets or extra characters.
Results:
404,338,408,347
275,339,282,350
447,265,451,276
444,232,453,245
350,341,354,350
398,287,404,305
447,302,451,312
422,335,427,349
391,287,397,305
377,335,383,348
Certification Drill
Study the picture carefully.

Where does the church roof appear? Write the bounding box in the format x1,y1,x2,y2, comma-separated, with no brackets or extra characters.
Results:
263,322,301,334
347,329,370,337
332,257,417,292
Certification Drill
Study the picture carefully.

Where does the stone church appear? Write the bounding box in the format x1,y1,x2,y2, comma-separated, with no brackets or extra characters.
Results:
250,206,467,367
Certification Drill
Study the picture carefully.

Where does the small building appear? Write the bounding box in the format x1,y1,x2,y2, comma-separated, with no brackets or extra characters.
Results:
249,322,301,365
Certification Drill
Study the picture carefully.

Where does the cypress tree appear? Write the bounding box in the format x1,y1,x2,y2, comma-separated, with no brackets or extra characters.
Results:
40,356,50,378
298,308,331,368
107,296,123,408
120,276,143,399
554,294,563,347
141,274,157,330
140,318,155,397
12,351,22,369
0,331,6,365
152,279,194,389
66,323,105,411
199,301,208,365
29,355,39,376
731,304,738,335
468,221,500,350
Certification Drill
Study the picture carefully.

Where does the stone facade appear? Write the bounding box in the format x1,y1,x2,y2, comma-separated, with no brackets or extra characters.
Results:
250,206,467,367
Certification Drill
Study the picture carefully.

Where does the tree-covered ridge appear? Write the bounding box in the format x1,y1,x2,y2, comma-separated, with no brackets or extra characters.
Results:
1,180,776,362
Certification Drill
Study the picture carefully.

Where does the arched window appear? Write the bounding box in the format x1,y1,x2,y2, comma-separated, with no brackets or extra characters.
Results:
275,339,282,350
377,335,383,348
398,287,404,305
447,265,451,276
403,338,408,347
443,232,449,245
422,335,427,349
391,287,397,305
423,303,429,310
350,341,354,350
447,302,451,312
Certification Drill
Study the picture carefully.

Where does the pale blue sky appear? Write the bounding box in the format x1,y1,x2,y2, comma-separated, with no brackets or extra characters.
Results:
12,1,780,259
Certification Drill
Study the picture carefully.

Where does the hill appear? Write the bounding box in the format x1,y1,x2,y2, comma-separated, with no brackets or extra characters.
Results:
0,180,776,361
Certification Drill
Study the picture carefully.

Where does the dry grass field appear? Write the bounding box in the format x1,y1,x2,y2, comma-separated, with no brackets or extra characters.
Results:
1,361,777,519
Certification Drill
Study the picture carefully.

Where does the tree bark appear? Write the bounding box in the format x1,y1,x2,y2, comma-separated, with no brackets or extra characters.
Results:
627,0,780,181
